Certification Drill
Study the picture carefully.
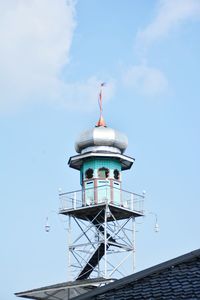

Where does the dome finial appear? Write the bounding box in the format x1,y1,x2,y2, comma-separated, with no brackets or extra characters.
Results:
96,83,106,127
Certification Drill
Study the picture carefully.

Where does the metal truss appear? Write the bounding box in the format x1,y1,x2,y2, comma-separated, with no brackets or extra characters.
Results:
66,203,136,281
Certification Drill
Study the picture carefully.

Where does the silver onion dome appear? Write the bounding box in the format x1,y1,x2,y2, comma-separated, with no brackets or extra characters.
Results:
75,126,128,154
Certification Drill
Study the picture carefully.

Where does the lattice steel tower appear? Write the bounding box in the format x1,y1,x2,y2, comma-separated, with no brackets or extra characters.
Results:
59,88,144,281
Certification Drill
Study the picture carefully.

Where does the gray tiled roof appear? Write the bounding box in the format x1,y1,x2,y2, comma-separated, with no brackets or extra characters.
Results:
74,249,200,300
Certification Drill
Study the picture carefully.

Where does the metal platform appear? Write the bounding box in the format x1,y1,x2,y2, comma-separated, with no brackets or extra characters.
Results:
59,186,144,222
60,203,143,222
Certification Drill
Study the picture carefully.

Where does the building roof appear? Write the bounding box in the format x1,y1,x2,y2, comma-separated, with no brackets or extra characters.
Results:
73,248,200,300
15,278,114,300
15,249,200,300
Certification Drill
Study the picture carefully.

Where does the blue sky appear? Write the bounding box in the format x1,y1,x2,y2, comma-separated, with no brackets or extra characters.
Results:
1,0,200,299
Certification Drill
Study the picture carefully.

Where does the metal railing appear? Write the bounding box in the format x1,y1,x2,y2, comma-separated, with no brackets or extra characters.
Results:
59,185,144,214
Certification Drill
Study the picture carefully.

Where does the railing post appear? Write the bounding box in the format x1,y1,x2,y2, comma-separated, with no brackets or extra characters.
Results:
131,193,134,211
73,192,76,210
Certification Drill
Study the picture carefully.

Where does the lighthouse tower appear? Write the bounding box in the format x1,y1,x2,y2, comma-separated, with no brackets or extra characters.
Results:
59,87,144,281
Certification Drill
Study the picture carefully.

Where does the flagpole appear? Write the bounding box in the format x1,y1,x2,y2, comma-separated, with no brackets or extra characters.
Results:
96,83,106,127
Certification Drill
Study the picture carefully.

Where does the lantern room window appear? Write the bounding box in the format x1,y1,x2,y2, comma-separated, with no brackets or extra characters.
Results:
85,168,94,179
98,167,109,178
114,169,120,180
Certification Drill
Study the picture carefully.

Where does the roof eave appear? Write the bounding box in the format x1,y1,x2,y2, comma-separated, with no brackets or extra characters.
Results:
68,152,135,171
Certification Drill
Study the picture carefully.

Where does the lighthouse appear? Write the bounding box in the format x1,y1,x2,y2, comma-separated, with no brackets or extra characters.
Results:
15,87,145,299
59,85,144,280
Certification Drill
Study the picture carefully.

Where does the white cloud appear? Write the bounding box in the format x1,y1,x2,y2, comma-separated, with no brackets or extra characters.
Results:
123,64,168,96
0,0,76,112
136,0,200,51
130,0,200,96
0,0,115,113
